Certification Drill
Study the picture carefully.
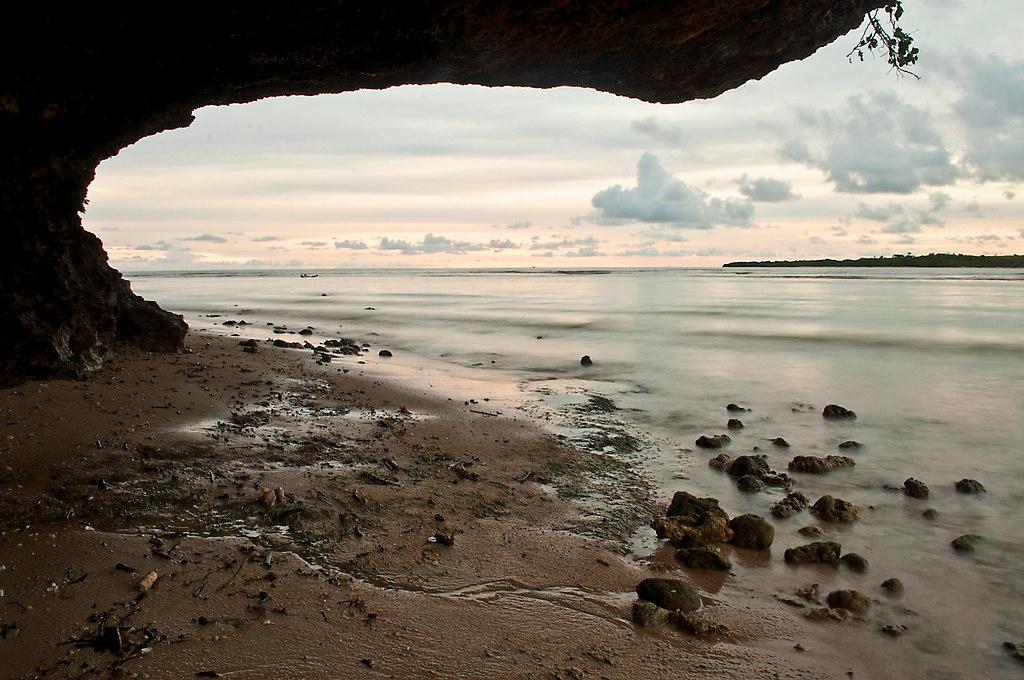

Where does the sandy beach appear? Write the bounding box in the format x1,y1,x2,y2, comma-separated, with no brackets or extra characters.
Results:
0,331,842,679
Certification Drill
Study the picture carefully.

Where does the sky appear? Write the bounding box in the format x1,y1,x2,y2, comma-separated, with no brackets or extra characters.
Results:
83,0,1024,269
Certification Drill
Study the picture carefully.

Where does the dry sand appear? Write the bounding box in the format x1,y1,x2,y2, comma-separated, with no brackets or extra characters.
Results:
0,332,836,678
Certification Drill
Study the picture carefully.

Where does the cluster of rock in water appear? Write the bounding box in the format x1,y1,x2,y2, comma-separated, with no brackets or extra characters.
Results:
221,319,395,365
633,401,992,642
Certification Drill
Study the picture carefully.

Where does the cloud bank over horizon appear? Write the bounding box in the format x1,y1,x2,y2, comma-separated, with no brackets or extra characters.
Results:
83,0,1024,269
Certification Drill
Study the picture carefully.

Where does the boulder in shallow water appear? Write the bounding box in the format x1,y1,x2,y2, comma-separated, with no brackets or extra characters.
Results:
580,355,593,366
378,349,393,357
729,514,775,550
727,454,770,478
788,455,855,474
736,475,765,493
653,515,733,545
822,404,856,420
1003,641,1024,664
903,478,929,499
666,492,729,522
708,453,733,471
810,495,860,523
838,440,862,450
771,437,790,448
726,403,750,413
951,534,983,553
840,552,869,573
676,544,732,570
880,578,904,596
954,478,986,494
784,541,841,565
695,434,731,449
635,578,701,612
727,418,744,430
770,492,810,519
922,508,939,520
826,589,871,613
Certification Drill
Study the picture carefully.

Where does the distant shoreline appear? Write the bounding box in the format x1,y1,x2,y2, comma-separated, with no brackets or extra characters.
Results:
723,254,1024,268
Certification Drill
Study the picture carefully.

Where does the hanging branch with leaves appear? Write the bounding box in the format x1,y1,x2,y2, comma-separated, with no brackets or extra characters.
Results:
848,1,919,78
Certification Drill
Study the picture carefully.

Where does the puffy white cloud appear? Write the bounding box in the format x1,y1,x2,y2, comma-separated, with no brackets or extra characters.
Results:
334,240,368,249
589,153,754,228
736,175,798,202
782,93,959,194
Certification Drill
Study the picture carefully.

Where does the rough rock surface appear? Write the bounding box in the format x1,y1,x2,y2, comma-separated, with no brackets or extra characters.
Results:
727,455,770,478
880,577,904,595
0,2,882,382
666,492,728,522
903,478,930,499
822,404,857,419
635,578,701,613
729,514,775,550
826,589,871,613
784,541,842,565
676,544,732,571
788,455,856,474
771,492,810,519
696,434,732,449
810,495,860,523
954,479,986,494
736,475,765,493
840,552,869,573
951,534,983,553
654,515,733,546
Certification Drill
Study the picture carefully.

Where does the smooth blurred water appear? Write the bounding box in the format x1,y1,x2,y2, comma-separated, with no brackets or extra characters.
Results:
128,266,1024,676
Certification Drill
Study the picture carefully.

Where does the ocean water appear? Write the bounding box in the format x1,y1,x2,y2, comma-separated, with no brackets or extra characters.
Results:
128,267,1024,676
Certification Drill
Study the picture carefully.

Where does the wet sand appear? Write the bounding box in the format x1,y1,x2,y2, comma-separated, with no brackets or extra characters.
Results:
8,331,973,678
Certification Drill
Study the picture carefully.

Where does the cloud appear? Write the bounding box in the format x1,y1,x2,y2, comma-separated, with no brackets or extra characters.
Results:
529,236,600,251
181,233,228,243
379,233,486,255
630,118,684,146
589,153,754,229
880,217,922,234
948,55,1024,181
854,202,903,222
564,247,604,257
134,241,173,251
1006,190,1017,201
857,235,878,245
487,238,518,250
503,221,532,230
301,240,328,248
830,226,849,236
334,239,368,250
808,236,827,245
853,191,950,234
251,235,281,242
781,93,959,194
736,174,798,202
892,235,916,244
